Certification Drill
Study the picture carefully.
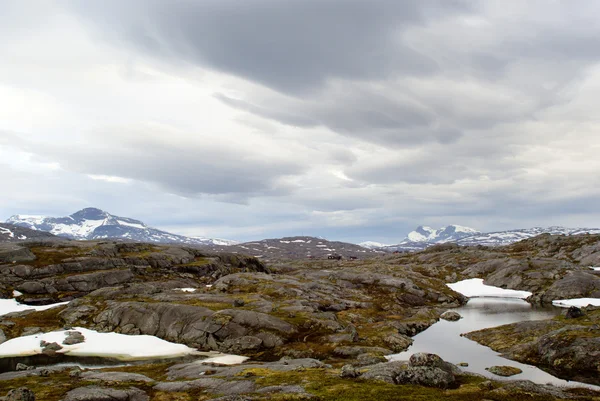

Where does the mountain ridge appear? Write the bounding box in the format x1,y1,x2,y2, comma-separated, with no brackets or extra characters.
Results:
6,207,237,246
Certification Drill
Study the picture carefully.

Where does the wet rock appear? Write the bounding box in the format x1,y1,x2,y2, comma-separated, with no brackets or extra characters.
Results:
63,386,149,401
5,387,35,401
339,365,361,378
440,311,462,321
565,306,584,319
63,331,85,345
486,365,523,377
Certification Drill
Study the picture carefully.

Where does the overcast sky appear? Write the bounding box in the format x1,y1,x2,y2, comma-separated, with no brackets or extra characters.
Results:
2,0,600,244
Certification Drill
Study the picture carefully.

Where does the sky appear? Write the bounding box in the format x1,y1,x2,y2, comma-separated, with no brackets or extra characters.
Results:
2,0,600,244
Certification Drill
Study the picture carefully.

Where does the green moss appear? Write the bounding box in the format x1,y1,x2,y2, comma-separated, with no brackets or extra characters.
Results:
2,305,67,339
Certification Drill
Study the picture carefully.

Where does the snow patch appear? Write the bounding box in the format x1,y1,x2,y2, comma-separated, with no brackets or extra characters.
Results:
552,298,600,308
177,288,197,293
447,278,532,299
0,298,69,317
0,327,199,360
200,354,249,365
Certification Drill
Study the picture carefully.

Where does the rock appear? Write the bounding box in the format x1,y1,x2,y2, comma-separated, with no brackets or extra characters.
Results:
154,378,255,395
486,366,523,377
0,329,6,344
395,365,456,389
21,327,42,336
5,387,35,401
333,346,392,358
63,386,149,401
219,336,263,353
356,353,388,366
15,364,33,372
440,311,462,321
79,372,154,383
256,385,306,394
383,333,413,352
565,306,584,319
233,299,245,307
478,380,494,390
360,361,409,384
40,341,62,356
339,365,360,378
63,331,85,345
457,362,468,367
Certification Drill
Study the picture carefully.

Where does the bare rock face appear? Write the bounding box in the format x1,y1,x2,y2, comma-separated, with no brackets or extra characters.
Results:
440,311,462,321
63,386,149,401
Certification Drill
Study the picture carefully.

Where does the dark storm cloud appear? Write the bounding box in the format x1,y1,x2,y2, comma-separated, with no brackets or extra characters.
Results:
67,0,472,94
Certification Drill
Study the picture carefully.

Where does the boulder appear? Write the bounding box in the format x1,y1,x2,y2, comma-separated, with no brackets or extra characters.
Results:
565,306,584,319
63,331,85,345
440,311,462,321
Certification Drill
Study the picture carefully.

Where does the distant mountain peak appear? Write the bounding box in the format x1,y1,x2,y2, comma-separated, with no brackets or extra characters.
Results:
6,208,235,246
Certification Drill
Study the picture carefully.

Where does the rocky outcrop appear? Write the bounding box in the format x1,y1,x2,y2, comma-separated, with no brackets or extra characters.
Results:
465,308,600,385
62,386,148,401
440,311,461,321
4,387,35,401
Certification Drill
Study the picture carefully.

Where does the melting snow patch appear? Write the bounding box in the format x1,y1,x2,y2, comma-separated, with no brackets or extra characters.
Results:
552,298,600,308
590,267,600,271
178,288,197,293
12,290,23,297
0,327,200,360
447,278,532,299
201,354,248,365
0,298,69,317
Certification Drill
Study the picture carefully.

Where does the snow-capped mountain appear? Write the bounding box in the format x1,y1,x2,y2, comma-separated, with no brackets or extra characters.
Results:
381,225,600,252
0,223,58,243
6,208,238,246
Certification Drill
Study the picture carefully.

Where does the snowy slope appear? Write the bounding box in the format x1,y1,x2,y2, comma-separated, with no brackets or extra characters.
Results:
381,225,600,252
0,223,58,242
6,208,237,246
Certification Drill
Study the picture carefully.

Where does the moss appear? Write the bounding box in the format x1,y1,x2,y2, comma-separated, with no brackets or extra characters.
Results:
24,246,89,267
2,305,67,339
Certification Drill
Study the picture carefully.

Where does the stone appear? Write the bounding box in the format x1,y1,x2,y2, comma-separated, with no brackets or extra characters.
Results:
233,299,245,307
356,352,388,366
479,380,494,390
565,306,584,319
0,328,6,344
80,372,154,383
63,386,149,401
457,362,468,367
440,311,462,321
21,327,42,336
5,387,35,401
339,365,360,378
40,341,62,356
15,364,33,371
219,336,263,353
63,331,86,345
486,366,523,377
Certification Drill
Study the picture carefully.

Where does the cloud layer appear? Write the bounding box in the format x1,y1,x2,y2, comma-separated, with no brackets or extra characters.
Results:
1,0,600,243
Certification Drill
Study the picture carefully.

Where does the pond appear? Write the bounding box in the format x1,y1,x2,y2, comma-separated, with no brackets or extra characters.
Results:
388,297,598,389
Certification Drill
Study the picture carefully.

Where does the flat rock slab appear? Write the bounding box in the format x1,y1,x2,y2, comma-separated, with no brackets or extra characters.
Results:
154,378,255,395
63,386,148,401
486,366,523,377
80,371,155,383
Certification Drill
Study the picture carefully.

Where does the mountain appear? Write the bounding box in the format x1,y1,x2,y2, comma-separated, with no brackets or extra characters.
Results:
358,241,391,249
6,208,237,246
0,223,58,243
208,236,382,260
381,225,600,252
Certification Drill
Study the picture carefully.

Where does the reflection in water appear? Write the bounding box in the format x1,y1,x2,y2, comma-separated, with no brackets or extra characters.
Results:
389,298,598,389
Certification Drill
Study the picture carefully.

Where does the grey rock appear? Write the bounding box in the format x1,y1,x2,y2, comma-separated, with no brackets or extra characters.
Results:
339,365,361,378
256,385,306,394
485,366,523,377
63,386,149,401
219,336,263,353
440,311,462,321
79,372,154,383
356,353,388,366
154,378,255,395
360,361,409,384
40,341,62,356
395,365,456,389
565,306,584,319
0,329,6,344
5,387,35,401
63,331,85,345
21,327,42,336
383,333,413,352
15,364,32,372
333,346,392,358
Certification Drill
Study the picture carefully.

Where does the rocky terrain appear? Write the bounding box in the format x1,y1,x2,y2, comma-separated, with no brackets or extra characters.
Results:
6,208,237,246
0,224,58,243
207,236,382,261
0,233,599,399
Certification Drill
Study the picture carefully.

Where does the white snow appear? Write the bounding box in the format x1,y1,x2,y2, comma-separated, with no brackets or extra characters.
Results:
291,239,306,243
0,327,200,360
12,290,23,297
450,225,479,233
552,298,600,308
0,227,14,238
205,285,213,288
359,241,389,249
177,288,197,293
116,220,146,229
0,298,69,317
200,354,249,365
51,218,107,238
447,278,532,299
589,267,600,271
279,240,291,244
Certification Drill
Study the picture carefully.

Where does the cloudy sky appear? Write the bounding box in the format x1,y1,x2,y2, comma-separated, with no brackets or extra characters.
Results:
2,0,600,244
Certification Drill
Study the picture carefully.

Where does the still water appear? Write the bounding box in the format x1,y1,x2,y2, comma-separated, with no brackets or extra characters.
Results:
389,297,598,389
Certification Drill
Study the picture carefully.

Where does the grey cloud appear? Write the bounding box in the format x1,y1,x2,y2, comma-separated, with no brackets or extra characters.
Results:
67,0,474,94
